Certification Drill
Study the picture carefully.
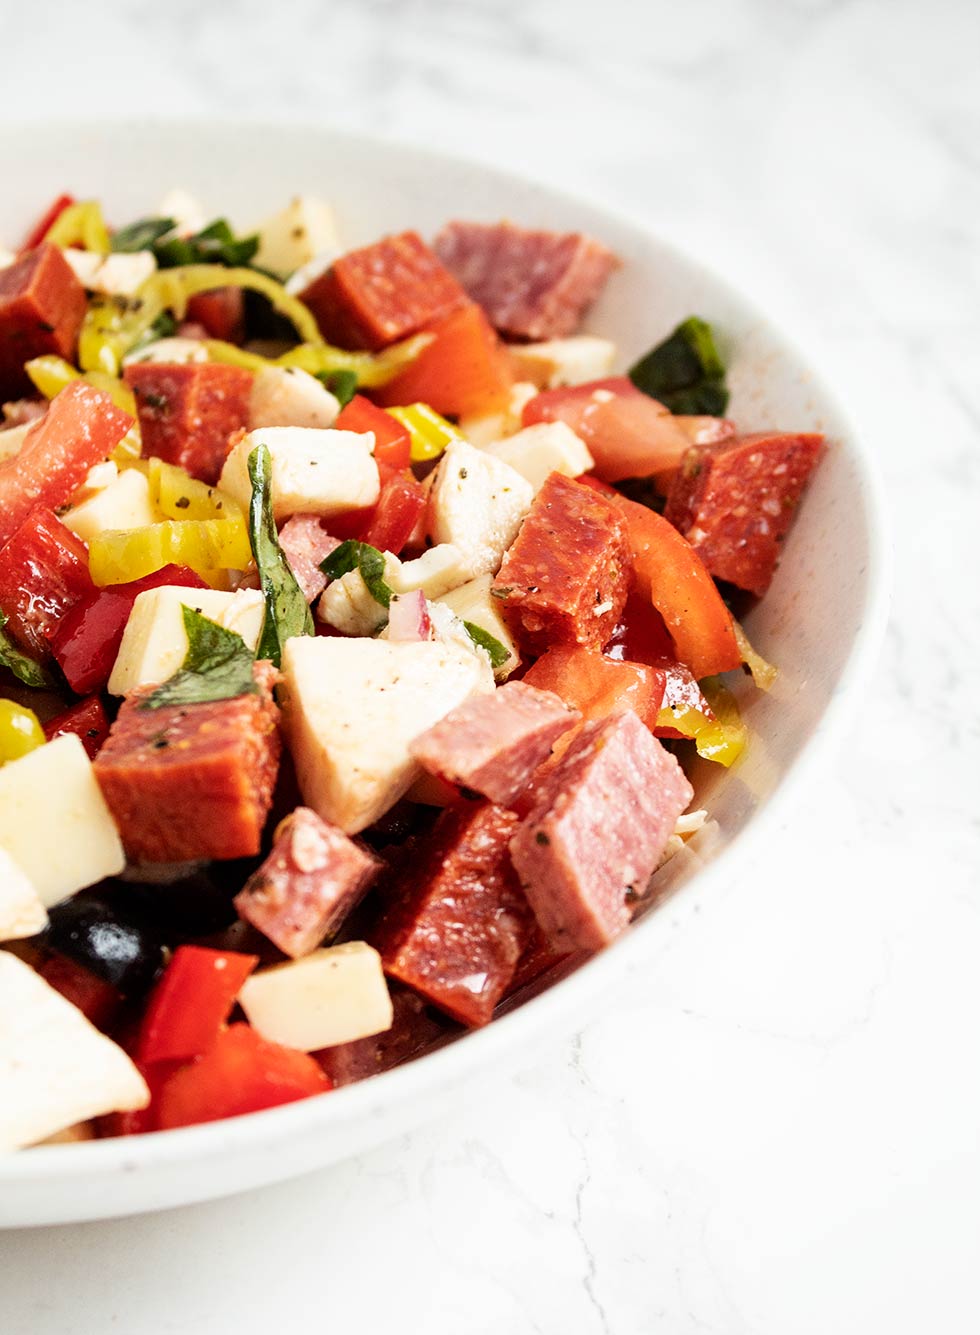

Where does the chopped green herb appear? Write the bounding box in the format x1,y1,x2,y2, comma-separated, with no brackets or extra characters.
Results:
320,540,393,609
462,621,509,671
247,444,314,667
628,316,729,416
153,217,260,270
0,611,54,689
316,368,358,406
110,216,177,253
139,607,257,710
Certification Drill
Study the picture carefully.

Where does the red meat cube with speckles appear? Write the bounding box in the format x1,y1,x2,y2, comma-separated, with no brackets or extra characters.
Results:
0,244,87,397
124,362,254,485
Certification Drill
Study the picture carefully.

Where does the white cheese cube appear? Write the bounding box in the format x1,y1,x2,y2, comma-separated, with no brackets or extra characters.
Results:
428,440,532,581
317,551,401,637
0,421,32,463
508,335,616,389
64,249,157,298
393,543,471,600
62,468,157,546
483,420,594,494
0,953,149,1150
0,735,124,907
239,942,392,1052
122,336,208,367
0,849,48,943
219,427,379,523
436,573,521,679
157,188,207,238
458,381,538,447
249,367,340,431
62,247,103,288
108,586,265,696
282,636,492,834
254,196,340,279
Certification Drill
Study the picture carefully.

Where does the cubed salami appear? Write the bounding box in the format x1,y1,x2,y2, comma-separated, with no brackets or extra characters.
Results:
313,983,452,1087
234,807,381,958
124,362,254,485
372,801,533,1027
0,505,94,657
409,680,579,807
664,432,824,596
434,221,617,341
0,244,87,397
300,231,469,351
510,710,693,952
277,514,340,602
94,663,280,863
492,471,632,652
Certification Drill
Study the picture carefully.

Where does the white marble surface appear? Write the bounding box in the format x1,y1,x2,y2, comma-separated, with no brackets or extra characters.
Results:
2,1,979,1330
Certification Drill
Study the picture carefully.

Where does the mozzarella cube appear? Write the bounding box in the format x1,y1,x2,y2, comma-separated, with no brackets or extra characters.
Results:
317,551,400,637
282,636,492,834
393,543,471,600
508,335,616,389
254,196,340,279
220,427,379,523
249,366,340,431
63,249,157,298
63,468,157,546
123,336,208,367
483,421,594,494
0,849,48,943
436,573,521,679
62,247,103,288
428,440,532,581
157,188,207,237
458,381,538,447
108,586,265,696
0,735,124,906
239,942,392,1052
0,953,149,1150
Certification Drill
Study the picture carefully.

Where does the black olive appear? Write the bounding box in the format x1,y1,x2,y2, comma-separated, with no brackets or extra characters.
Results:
117,860,253,940
43,888,167,997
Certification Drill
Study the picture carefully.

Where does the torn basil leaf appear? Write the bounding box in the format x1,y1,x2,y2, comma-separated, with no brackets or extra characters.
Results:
153,217,260,270
316,368,358,407
628,316,729,416
0,611,55,689
463,621,509,671
247,444,314,667
320,540,392,609
139,607,257,710
110,217,177,254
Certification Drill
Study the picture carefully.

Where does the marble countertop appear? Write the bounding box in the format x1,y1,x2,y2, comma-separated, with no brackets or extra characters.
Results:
2,2,978,1331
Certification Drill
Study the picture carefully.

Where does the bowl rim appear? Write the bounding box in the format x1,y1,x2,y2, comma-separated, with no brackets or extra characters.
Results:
0,117,891,1191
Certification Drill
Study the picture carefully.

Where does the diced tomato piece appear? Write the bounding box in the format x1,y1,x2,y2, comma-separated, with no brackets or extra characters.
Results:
0,506,94,657
185,287,246,344
0,382,133,547
43,695,110,759
20,193,75,253
523,643,665,733
0,244,88,398
50,563,207,695
602,593,713,737
124,362,253,485
38,952,123,1031
579,476,741,680
334,395,411,470
328,464,427,555
155,1024,331,1130
522,377,692,484
137,946,259,1066
375,303,514,419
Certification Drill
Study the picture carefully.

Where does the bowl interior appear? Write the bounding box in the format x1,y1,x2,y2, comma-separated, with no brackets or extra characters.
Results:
0,122,886,1225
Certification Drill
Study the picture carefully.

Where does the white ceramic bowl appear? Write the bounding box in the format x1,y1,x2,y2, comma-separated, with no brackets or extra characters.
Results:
0,122,888,1227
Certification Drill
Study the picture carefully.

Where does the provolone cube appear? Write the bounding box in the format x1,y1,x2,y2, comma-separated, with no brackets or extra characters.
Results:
0,952,148,1150
219,426,379,523
63,468,157,546
428,440,532,580
436,573,521,679
483,420,594,493
0,848,48,942
239,942,392,1051
249,366,340,431
254,195,340,279
282,636,492,834
0,735,124,906
508,335,616,389
108,585,265,696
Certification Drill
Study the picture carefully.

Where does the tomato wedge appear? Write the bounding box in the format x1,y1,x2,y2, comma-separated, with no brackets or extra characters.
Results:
0,506,94,657
43,696,110,760
523,643,665,732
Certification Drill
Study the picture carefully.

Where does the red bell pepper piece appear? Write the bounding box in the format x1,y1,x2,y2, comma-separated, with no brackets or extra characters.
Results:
20,193,75,253
0,382,134,548
38,952,123,1031
137,946,259,1066
603,593,714,737
523,643,666,733
155,1024,331,1130
0,506,95,657
101,1059,181,1137
334,394,411,471
50,563,207,695
375,302,514,419
43,695,110,759
328,464,427,556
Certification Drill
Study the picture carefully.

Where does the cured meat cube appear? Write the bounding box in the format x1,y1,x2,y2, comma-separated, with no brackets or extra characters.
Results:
373,801,533,1027
94,663,280,863
234,807,381,958
664,432,824,596
124,362,254,485
409,680,579,806
313,983,452,1087
0,243,87,397
434,221,617,341
492,471,632,652
510,710,693,952
300,231,469,351
277,514,339,602
0,505,94,657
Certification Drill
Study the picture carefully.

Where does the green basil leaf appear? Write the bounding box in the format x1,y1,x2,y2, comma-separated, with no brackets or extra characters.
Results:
628,316,729,416
110,217,177,253
320,539,392,609
139,606,257,710
0,611,55,689
153,217,260,270
462,621,509,671
316,369,358,407
247,444,315,667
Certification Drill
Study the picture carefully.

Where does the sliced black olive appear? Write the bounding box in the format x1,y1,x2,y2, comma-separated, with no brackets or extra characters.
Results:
43,888,167,997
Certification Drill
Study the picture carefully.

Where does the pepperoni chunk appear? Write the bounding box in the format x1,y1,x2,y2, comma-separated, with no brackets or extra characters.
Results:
0,505,94,657
373,801,533,1027
0,244,87,397
665,432,824,596
300,231,469,351
124,362,254,485
94,664,280,863
492,471,632,653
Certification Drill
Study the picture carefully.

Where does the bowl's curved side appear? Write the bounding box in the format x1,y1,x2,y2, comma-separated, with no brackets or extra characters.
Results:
0,121,889,1227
